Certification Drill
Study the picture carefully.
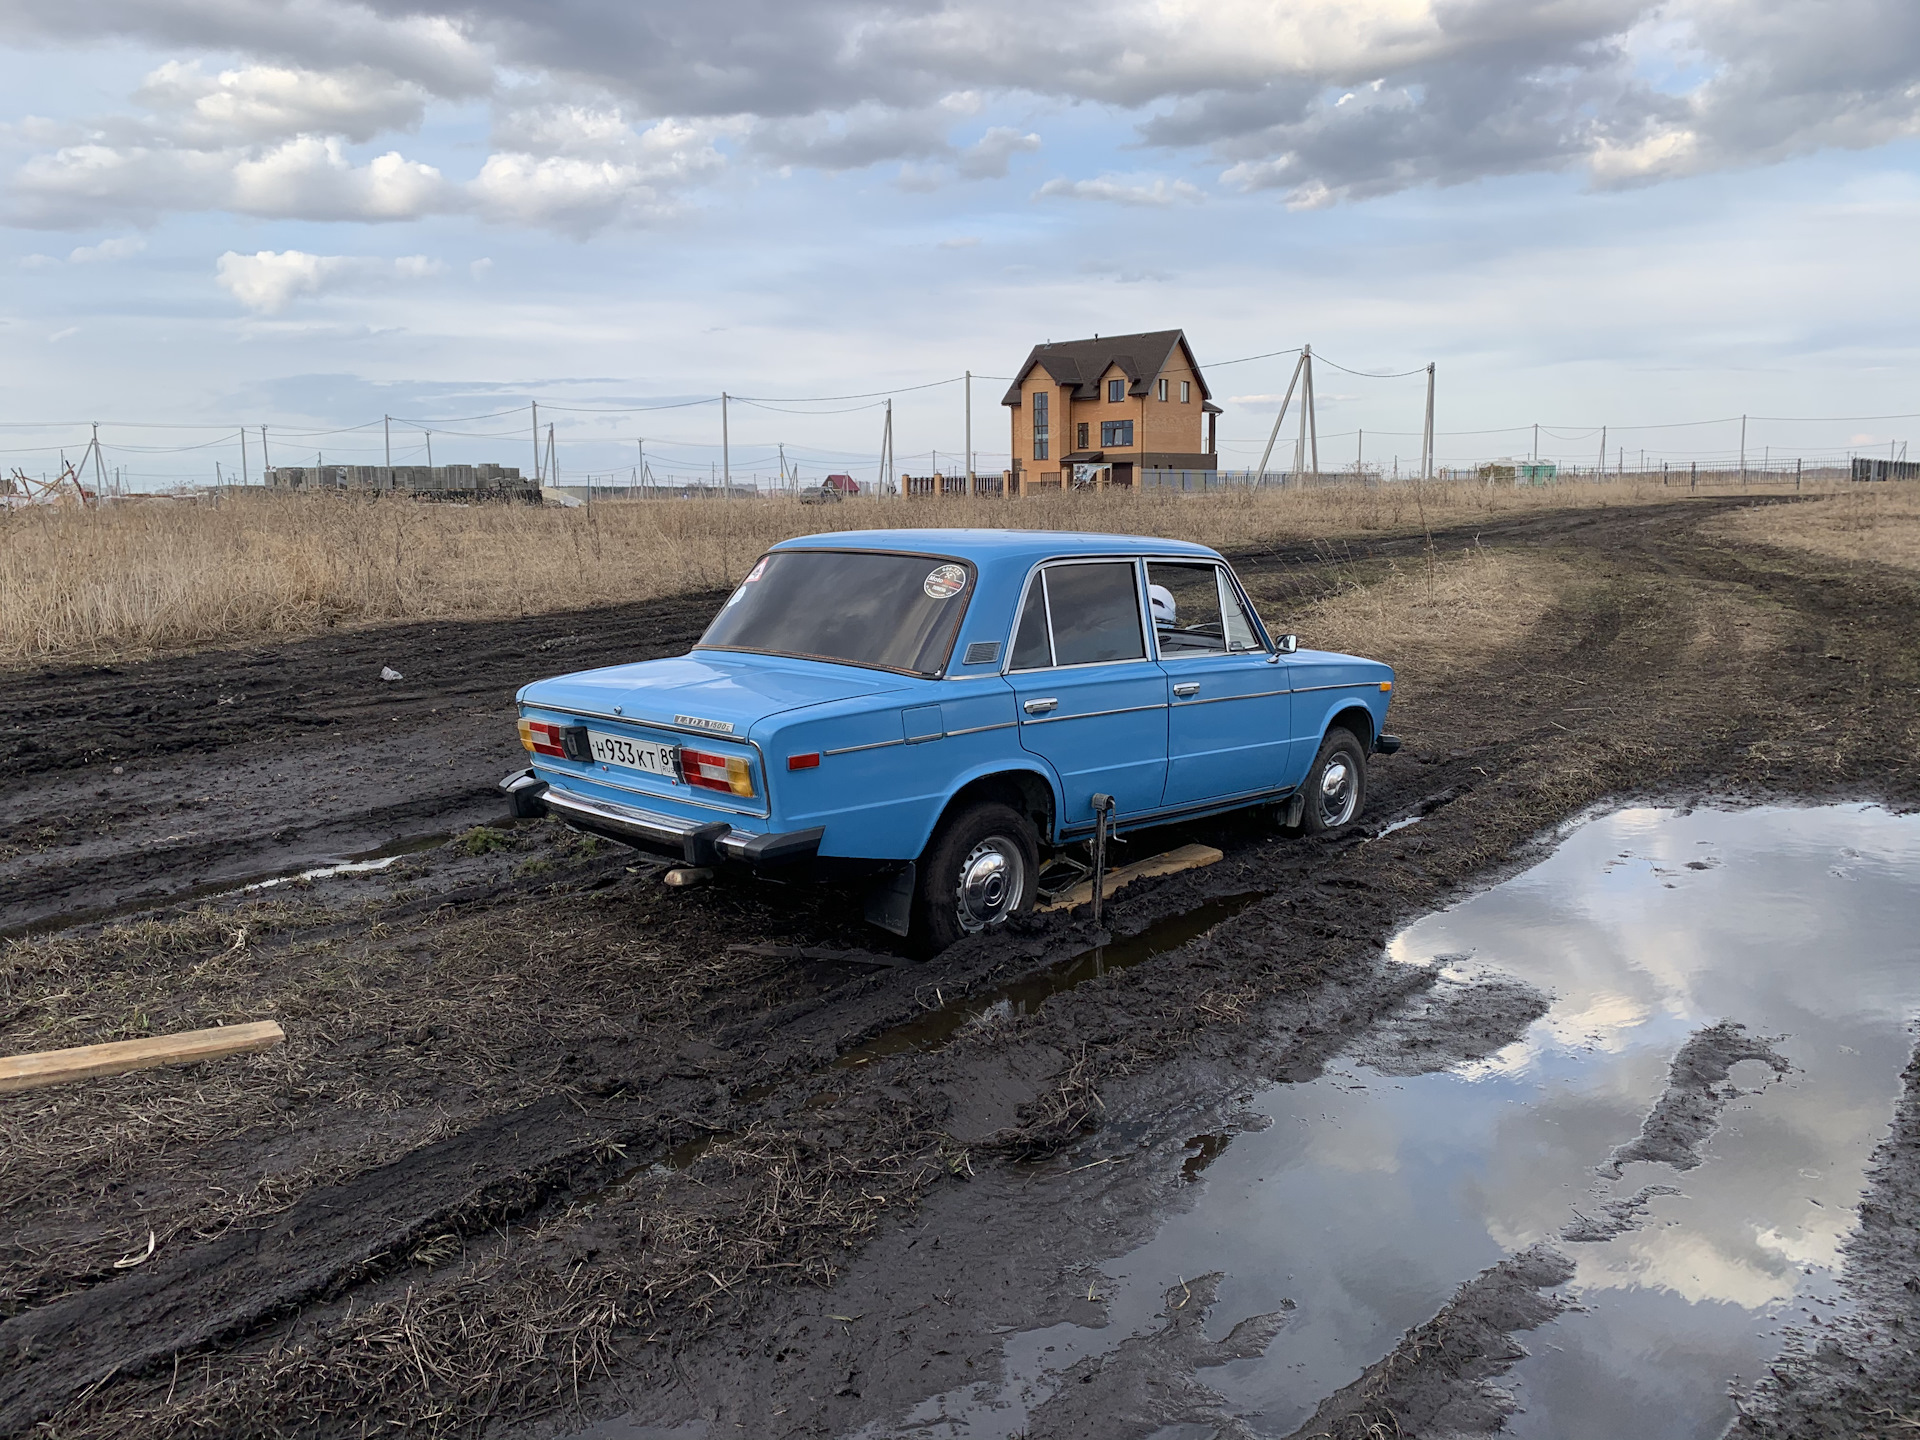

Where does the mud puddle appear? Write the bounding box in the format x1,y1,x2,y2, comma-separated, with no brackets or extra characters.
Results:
630,892,1273,1182
865,804,1920,1438
835,893,1268,1070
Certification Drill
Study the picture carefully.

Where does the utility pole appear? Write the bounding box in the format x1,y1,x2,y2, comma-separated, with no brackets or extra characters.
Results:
531,402,541,483
879,399,893,494
240,425,249,486
261,425,271,475
721,392,731,497
1422,363,1435,481
636,438,644,498
545,423,557,485
965,370,974,494
87,423,108,493
1356,428,1363,480
1255,351,1308,485
1598,425,1606,479
1304,345,1319,479
424,431,433,468
1293,348,1311,481
1739,414,1747,478
1532,423,1539,463
778,442,786,493
384,414,391,468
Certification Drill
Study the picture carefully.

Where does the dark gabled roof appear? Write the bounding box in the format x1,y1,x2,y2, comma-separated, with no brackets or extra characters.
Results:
1001,329,1212,406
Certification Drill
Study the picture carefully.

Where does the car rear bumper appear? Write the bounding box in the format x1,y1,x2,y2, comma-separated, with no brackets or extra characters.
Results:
499,770,823,869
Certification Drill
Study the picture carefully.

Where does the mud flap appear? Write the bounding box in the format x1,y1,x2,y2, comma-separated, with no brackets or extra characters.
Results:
499,769,548,819
864,863,916,937
1281,793,1305,829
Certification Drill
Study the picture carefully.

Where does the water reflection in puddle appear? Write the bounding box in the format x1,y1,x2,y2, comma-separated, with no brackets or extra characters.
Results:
875,804,1920,1438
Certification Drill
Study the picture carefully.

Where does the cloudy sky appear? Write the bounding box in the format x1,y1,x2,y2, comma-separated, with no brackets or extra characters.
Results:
3,0,1917,487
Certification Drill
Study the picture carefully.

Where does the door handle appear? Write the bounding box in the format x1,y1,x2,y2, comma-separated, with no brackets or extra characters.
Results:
1023,697,1059,715
1172,682,1201,698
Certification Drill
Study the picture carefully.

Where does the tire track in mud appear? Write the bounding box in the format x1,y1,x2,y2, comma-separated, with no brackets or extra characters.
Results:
8,495,1913,1438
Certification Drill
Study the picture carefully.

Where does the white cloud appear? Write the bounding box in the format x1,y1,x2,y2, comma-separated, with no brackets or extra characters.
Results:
214,249,449,313
12,134,453,227
48,326,78,342
68,236,146,262
134,61,428,145
1036,173,1206,206
956,126,1041,179
469,117,725,234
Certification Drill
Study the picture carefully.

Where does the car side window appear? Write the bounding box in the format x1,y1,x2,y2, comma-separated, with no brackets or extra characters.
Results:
1045,562,1146,666
1010,575,1053,670
1147,562,1227,656
1219,570,1264,652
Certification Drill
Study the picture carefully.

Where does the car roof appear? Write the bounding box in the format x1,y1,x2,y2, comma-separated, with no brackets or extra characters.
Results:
769,528,1224,565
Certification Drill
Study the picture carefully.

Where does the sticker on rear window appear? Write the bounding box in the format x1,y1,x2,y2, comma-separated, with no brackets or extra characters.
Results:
923,564,968,600
743,557,768,582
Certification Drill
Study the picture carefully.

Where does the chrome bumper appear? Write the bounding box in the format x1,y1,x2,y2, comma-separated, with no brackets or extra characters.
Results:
499,771,822,869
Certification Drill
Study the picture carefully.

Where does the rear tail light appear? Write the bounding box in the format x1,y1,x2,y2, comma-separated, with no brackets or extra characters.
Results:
682,748,755,798
518,719,589,760
788,752,820,771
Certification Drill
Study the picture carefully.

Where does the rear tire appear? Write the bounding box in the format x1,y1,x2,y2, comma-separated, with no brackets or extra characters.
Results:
1286,729,1368,837
913,801,1039,953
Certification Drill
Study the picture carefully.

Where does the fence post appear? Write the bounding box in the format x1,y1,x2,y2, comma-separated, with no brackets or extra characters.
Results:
1690,461,1697,492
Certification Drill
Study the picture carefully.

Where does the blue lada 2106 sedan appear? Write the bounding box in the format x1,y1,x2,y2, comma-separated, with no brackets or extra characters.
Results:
502,529,1398,951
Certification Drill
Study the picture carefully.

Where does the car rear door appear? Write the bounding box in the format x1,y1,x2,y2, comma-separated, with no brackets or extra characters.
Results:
1150,560,1293,808
1006,558,1169,827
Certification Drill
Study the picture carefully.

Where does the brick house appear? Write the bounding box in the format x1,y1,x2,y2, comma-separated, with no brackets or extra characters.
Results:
1002,329,1220,491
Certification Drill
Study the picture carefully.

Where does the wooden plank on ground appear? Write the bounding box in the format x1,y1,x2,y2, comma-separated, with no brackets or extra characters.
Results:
0,1021,285,1096
1038,843,1224,913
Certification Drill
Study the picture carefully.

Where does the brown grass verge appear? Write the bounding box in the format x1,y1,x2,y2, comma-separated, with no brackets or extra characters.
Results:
0,477,1812,670
1709,480,1920,573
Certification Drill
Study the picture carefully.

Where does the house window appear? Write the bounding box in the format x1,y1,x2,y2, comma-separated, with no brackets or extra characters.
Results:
1180,381,1190,403
1077,422,1089,450
1032,390,1048,460
1101,420,1135,447
1107,378,1125,403
1157,378,1168,402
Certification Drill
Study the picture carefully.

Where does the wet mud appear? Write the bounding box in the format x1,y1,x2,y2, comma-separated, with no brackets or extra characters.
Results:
1602,1020,1793,1176
1732,1042,1920,1437
1283,1244,1578,1440
3,498,1920,1439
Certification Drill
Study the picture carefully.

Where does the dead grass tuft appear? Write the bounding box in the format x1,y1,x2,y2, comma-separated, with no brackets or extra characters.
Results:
0,478,1804,670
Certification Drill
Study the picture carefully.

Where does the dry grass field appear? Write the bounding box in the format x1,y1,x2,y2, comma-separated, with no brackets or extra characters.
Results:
0,476,1827,671
1710,480,1920,572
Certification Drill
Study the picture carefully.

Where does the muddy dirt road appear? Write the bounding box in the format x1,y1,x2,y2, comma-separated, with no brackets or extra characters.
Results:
2,497,1918,1439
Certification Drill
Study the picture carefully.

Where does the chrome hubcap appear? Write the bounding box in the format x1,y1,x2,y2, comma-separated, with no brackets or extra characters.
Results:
1318,757,1358,827
956,837,1025,932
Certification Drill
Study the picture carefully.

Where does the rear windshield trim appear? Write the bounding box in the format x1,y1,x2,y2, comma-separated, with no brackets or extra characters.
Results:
695,547,978,678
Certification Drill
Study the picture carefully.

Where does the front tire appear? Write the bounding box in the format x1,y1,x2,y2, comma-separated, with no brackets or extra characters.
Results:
1288,729,1368,837
913,801,1039,953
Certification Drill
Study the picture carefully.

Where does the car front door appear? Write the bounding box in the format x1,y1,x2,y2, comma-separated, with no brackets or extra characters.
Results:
1007,558,1169,828
1150,560,1293,809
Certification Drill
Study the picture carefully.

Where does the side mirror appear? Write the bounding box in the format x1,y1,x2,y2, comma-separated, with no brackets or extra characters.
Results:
1276,633,1298,655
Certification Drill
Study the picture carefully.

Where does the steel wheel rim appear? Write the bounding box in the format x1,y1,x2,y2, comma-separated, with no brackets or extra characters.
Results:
955,836,1025,932
1317,755,1359,828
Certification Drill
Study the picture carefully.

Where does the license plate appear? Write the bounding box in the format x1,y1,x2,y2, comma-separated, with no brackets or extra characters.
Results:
587,730,679,779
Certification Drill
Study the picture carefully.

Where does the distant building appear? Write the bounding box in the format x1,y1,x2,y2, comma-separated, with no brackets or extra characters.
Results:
1002,329,1221,492
263,463,538,503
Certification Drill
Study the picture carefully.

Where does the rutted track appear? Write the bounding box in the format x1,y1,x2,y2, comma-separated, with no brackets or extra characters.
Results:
3,496,1917,1439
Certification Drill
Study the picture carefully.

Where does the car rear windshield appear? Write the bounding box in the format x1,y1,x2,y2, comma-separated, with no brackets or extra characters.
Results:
698,550,974,675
